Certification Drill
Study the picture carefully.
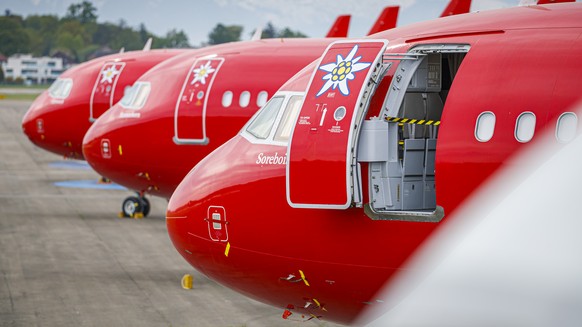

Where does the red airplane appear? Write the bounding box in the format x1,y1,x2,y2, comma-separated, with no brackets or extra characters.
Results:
81,1,471,218
21,48,185,159
82,39,335,217
165,3,582,325
80,6,421,217
20,14,352,161
361,101,582,326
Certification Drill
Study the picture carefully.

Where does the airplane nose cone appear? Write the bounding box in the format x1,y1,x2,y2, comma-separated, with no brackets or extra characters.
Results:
21,99,45,145
166,168,210,273
82,111,118,180
21,92,86,159
22,93,51,148
82,108,153,195
82,103,185,199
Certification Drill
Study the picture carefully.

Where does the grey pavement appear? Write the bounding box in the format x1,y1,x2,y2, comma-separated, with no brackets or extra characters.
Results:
0,88,44,95
0,100,335,327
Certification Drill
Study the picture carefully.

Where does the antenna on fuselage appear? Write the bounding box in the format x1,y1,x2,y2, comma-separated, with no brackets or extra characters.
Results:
251,27,263,41
143,38,152,51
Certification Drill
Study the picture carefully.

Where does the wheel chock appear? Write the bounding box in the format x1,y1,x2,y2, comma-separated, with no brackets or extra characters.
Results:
118,212,125,218
133,212,144,219
181,274,193,289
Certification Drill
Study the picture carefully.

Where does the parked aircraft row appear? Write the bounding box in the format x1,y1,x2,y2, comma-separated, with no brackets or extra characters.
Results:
23,0,469,217
21,0,581,325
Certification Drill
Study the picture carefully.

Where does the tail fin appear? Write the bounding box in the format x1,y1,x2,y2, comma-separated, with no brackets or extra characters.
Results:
326,15,350,38
142,38,152,51
367,6,399,36
440,0,472,17
537,0,575,4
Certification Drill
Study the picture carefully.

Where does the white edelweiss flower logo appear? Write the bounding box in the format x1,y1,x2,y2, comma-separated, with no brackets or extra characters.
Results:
316,44,371,97
100,65,121,84
191,61,216,85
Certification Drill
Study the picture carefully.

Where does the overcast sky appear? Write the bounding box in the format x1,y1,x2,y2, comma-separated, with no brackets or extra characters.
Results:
2,0,575,46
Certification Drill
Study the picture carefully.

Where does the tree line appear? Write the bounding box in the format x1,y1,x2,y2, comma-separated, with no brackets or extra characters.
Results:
0,1,306,64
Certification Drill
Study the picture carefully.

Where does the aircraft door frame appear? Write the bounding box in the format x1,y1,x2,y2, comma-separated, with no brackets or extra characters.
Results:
174,57,224,145
286,40,389,209
362,44,471,221
89,61,126,122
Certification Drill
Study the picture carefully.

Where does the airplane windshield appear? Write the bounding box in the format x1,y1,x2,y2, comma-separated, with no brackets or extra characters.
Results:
274,95,303,142
246,96,284,139
119,82,151,109
120,85,137,107
48,78,73,99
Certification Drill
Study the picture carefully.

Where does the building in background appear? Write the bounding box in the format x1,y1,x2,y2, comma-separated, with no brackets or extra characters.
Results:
1,54,66,85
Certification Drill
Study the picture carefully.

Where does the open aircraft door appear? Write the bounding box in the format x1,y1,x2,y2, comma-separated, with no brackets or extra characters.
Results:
287,40,389,209
173,57,224,145
89,61,126,122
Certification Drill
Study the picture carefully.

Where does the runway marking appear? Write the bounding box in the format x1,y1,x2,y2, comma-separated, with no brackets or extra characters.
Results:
48,160,91,170
0,194,125,199
54,179,126,190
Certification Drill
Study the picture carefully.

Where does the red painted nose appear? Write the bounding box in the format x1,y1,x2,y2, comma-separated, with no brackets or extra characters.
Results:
82,109,123,184
21,98,46,146
82,107,153,195
21,92,88,159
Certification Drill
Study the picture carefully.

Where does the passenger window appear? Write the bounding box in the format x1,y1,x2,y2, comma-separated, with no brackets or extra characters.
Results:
257,91,268,107
475,112,496,142
274,95,303,142
515,112,536,143
556,112,577,143
222,91,233,107
246,96,284,139
239,91,251,108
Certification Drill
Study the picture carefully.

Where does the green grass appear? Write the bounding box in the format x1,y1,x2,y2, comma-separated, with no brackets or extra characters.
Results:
0,84,50,90
0,84,46,101
0,93,41,101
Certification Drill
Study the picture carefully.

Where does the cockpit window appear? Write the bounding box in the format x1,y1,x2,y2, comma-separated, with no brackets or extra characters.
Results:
274,95,303,142
246,96,284,139
120,82,151,109
120,85,137,107
48,78,73,99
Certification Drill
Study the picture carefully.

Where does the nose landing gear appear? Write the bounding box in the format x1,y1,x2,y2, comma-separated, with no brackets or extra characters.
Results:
120,194,150,218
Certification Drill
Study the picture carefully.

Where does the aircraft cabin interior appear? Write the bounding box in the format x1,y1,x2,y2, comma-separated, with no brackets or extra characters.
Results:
359,44,469,221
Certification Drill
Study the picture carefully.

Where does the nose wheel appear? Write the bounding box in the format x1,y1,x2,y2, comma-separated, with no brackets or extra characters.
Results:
120,195,150,218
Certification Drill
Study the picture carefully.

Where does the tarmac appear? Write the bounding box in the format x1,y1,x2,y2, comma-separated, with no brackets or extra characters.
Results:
0,100,336,327
0,88,43,95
